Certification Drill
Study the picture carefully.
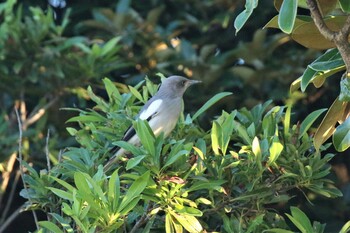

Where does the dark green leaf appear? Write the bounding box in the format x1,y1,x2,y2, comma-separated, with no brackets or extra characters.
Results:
192,92,232,121
118,171,150,212
299,108,327,139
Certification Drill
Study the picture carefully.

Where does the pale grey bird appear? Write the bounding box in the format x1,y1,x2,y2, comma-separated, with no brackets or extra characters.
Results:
104,75,201,172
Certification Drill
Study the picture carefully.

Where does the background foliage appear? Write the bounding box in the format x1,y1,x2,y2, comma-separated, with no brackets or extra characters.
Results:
0,0,350,232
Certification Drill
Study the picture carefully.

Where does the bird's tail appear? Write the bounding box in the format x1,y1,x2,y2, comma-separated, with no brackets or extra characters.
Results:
103,147,125,172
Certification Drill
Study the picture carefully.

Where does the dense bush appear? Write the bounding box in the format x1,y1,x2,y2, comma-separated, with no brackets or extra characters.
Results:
1,0,350,232
21,78,342,232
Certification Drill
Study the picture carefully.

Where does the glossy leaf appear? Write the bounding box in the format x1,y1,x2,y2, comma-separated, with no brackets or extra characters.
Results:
278,0,297,34
340,77,350,101
234,0,258,34
333,115,350,152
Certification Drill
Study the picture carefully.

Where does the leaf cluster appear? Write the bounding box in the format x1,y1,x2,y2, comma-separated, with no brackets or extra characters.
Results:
21,78,342,232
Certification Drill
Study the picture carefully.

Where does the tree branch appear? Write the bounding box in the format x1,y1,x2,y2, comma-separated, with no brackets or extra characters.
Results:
14,108,39,230
307,0,350,74
306,0,336,41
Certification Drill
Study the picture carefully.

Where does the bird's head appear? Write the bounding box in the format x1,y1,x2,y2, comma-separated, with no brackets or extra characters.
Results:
159,75,201,98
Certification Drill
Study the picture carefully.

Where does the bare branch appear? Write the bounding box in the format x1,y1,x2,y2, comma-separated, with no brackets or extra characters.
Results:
0,204,26,233
306,0,336,41
307,0,350,73
45,129,51,171
14,108,39,230
0,170,21,225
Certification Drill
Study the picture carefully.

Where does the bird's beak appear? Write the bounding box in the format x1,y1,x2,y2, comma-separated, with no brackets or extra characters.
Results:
187,79,202,86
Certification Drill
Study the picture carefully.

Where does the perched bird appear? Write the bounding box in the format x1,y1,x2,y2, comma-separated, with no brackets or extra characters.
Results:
104,75,201,172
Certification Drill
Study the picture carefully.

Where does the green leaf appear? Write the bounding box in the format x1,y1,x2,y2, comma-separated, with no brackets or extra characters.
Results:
108,169,120,209
170,211,203,233
309,58,344,72
47,187,73,201
66,114,105,123
38,221,64,233
340,0,350,13
103,77,121,102
340,77,350,101
265,229,294,233
300,48,339,91
192,92,232,121
288,206,314,233
234,0,259,34
163,150,188,170
314,98,347,150
268,138,283,165
74,172,92,195
135,120,156,156
118,171,150,212
50,176,75,192
211,121,221,155
113,141,144,155
126,155,146,170
333,115,350,152
129,85,145,103
187,180,226,192
101,37,121,56
252,136,261,159
299,108,327,139
165,213,175,233
80,173,107,203
278,0,297,34
339,220,350,233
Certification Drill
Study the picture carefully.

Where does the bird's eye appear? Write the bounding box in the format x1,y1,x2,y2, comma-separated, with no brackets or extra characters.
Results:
181,80,186,86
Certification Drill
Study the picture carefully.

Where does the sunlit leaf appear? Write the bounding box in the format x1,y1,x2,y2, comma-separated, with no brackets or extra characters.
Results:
314,97,347,150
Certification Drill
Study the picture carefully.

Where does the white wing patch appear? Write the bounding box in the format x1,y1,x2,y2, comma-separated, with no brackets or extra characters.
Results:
139,99,163,120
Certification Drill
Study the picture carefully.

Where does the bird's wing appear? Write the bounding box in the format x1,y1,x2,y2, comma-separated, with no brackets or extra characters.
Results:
122,99,163,141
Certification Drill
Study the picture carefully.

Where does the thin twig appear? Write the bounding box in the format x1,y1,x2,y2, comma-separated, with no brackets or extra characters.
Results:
0,203,26,233
45,129,51,172
0,170,21,225
129,203,153,233
14,108,39,230
58,149,63,163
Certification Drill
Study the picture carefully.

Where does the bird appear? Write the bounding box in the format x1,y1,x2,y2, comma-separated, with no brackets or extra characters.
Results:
103,75,201,172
